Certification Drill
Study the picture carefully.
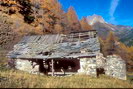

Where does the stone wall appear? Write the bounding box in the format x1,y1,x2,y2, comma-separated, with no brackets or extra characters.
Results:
105,55,127,80
14,59,40,74
78,53,127,80
96,53,106,68
8,54,127,80
78,57,97,77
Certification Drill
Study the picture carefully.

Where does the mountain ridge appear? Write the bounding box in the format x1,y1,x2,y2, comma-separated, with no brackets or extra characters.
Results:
86,14,133,46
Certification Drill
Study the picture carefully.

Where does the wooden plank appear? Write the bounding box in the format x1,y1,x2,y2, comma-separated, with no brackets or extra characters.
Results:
55,34,61,43
42,35,49,44
49,35,55,44
41,35,48,44
38,36,45,43
32,36,39,43
51,59,54,76
28,36,34,43
55,34,59,43
31,36,38,43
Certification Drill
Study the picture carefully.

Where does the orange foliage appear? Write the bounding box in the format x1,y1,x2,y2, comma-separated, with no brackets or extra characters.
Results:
67,6,81,31
80,17,92,30
100,32,133,71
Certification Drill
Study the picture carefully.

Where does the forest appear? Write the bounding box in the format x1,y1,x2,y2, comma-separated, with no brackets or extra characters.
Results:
0,0,133,72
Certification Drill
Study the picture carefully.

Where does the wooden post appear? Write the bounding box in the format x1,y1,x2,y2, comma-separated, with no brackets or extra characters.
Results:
51,59,54,76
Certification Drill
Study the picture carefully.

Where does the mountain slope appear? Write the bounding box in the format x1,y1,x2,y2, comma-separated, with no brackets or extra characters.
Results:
87,14,133,46
87,14,106,25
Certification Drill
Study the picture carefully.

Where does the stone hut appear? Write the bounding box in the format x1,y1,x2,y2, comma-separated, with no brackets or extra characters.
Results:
7,30,127,80
78,53,127,80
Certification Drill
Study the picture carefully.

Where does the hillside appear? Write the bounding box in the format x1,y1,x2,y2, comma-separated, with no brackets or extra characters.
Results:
0,0,133,88
0,69,133,88
0,0,133,48
0,0,133,68
0,0,93,49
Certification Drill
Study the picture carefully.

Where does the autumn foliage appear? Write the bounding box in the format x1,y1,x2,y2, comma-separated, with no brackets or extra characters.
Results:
100,32,133,71
0,0,92,35
80,17,92,30
0,0,133,72
67,7,81,32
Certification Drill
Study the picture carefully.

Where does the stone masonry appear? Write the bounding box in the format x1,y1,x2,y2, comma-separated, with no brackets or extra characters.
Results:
15,59,40,74
78,57,97,77
9,54,127,80
105,55,127,80
78,53,127,80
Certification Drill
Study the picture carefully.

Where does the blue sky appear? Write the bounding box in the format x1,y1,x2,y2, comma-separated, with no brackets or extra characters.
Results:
59,0,133,27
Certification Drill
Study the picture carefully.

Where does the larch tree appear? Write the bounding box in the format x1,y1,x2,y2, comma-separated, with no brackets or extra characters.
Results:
99,33,133,71
80,17,92,30
17,0,35,24
36,0,69,34
67,6,81,32
1,0,35,24
127,46,133,71
0,0,70,35
117,43,133,72
104,31,119,56
99,37,106,56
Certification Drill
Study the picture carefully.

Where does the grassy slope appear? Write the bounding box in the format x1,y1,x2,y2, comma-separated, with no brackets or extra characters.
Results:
0,50,133,88
0,50,8,66
0,70,133,88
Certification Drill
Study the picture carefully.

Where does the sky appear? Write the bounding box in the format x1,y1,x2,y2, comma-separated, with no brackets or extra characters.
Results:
59,0,133,27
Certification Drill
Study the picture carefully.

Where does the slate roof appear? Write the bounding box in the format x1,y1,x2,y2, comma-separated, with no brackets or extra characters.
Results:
7,30,100,60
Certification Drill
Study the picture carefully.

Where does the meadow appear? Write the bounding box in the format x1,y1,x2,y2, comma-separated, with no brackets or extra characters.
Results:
0,50,133,88
0,69,133,88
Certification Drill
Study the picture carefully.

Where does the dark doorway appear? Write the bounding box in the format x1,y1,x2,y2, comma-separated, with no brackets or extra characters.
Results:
96,68,105,77
46,59,80,73
34,59,80,76
37,59,48,75
54,59,80,72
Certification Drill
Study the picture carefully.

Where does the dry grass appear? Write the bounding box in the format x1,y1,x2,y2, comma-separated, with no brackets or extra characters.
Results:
0,50,8,65
0,50,133,88
0,70,133,88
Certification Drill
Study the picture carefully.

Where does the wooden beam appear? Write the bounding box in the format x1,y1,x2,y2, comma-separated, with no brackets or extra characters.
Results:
51,59,54,76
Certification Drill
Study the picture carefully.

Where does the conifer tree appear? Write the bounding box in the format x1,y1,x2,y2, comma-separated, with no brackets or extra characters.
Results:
104,31,119,56
80,17,92,30
36,0,69,34
118,43,133,71
67,6,81,32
